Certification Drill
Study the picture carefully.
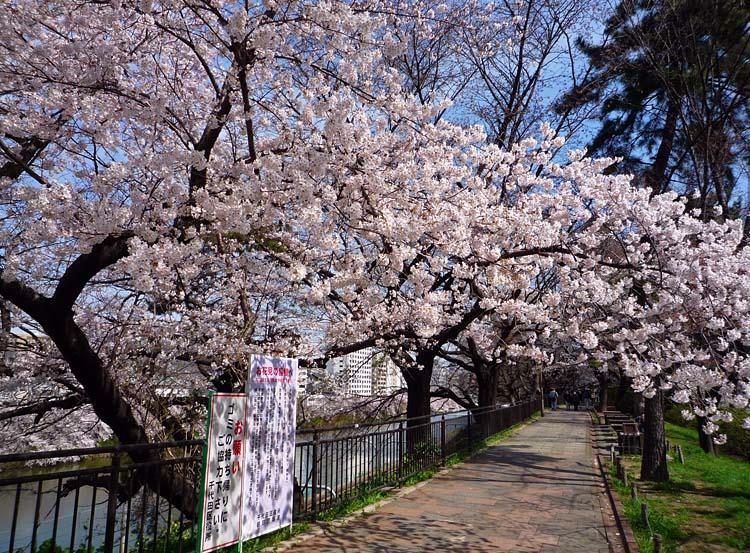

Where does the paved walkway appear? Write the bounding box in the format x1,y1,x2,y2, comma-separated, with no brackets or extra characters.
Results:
286,410,614,552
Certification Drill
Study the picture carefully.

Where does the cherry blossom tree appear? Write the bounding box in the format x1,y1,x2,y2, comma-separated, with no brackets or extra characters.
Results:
1,0,748,494
0,0,442,509
560,193,750,479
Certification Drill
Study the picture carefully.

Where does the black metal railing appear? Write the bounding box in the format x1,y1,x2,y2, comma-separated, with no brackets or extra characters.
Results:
0,399,537,553
0,441,204,553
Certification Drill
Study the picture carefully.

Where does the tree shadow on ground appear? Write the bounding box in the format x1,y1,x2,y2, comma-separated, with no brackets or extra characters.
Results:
305,513,539,552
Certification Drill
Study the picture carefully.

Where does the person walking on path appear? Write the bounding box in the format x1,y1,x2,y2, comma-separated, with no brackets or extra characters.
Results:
582,388,592,409
572,390,581,411
549,388,559,410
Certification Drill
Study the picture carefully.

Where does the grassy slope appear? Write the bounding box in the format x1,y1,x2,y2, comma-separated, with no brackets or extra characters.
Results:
612,422,750,553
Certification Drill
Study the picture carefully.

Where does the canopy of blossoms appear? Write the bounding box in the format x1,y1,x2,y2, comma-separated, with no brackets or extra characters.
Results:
0,0,747,450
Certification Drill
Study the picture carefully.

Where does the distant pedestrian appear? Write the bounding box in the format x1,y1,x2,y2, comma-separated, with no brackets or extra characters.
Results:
572,391,581,411
549,389,559,411
582,388,591,409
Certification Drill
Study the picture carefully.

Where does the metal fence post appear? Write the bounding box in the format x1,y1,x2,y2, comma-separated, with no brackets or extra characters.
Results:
440,415,446,465
311,432,319,521
466,411,472,449
397,422,404,482
103,448,121,553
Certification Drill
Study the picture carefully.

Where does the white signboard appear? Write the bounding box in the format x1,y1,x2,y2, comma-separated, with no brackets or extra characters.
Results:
198,393,247,553
242,355,298,539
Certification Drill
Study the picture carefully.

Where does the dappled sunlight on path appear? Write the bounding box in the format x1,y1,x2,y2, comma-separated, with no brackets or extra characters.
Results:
285,411,615,552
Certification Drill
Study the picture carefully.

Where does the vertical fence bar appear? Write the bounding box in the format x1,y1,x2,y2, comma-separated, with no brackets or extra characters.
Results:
165,464,174,552
51,477,63,553
177,462,188,553
440,415,446,466
87,481,99,553
466,411,472,449
311,431,319,520
8,483,21,553
137,481,147,553
151,466,162,553
124,470,134,553
30,479,43,553
104,449,121,553
69,476,81,553
304,442,311,515
397,422,404,483
326,441,332,506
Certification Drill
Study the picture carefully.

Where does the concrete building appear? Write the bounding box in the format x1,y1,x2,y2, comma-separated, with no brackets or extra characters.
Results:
371,352,406,395
326,347,375,395
326,348,405,396
297,367,308,393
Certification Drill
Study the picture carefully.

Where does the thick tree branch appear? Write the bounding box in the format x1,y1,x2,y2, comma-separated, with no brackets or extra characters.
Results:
53,232,134,310
0,393,86,422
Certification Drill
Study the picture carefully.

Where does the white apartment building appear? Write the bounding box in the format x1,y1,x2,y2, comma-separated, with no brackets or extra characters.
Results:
297,367,308,393
326,347,374,395
371,352,406,395
326,347,405,396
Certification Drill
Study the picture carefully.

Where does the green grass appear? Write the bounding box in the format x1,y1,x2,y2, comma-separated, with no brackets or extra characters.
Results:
234,523,312,552
317,489,390,521
611,421,750,552
665,405,750,460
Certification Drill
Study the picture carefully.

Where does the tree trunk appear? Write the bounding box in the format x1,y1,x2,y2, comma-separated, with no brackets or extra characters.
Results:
41,312,198,516
0,301,11,376
403,355,433,453
644,100,678,196
697,416,716,455
405,372,431,424
615,375,631,414
597,372,609,412
476,364,499,437
633,391,644,418
641,389,669,482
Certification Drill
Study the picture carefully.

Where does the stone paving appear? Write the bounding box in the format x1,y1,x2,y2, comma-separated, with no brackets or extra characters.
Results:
285,410,615,552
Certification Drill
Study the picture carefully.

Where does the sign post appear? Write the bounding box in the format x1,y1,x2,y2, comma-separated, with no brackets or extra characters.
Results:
242,354,298,539
197,392,248,553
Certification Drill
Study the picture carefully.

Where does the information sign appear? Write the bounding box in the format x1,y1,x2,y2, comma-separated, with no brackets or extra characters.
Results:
197,392,247,553
242,355,298,539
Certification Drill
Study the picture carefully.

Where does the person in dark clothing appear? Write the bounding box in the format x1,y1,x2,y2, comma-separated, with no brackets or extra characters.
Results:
582,388,591,409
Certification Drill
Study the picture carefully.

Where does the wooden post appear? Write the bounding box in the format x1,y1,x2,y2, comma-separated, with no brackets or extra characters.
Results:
653,533,662,553
630,483,637,500
677,445,685,464
641,503,650,529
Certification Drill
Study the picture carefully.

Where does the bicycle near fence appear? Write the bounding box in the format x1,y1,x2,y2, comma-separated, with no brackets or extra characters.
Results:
1,399,537,553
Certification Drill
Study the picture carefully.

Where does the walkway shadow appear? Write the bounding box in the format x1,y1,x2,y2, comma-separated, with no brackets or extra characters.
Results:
312,513,512,552
448,455,599,487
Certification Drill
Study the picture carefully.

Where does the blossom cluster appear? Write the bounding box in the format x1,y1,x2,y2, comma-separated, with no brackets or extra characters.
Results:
0,0,747,447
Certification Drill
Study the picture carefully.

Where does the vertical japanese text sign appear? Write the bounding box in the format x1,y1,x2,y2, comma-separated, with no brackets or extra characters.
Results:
197,393,247,553
242,355,298,539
